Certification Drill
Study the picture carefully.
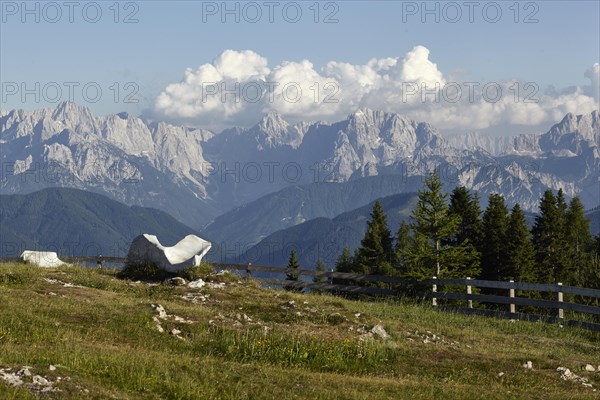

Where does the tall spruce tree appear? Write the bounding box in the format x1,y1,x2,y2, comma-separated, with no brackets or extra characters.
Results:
405,171,480,279
394,220,411,275
448,186,483,248
556,189,568,222
564,196,593,285
480,194,509,281
505,204,536,281
532,190,568,283
355,200,395,276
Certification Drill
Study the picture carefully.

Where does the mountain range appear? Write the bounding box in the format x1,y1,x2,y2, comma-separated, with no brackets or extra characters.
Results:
3,103,598,225
1,103,599,263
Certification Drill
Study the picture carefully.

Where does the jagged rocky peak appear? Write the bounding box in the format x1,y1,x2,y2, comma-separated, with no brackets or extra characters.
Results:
349,108,388,126
348,108,430,135
250,111,305,148
339,108,454,161
539,110,600,155
51,101,94,122
509,110,599,156
557,111,597,134
347,108,407,136
551,110,599,142
258,110,290,133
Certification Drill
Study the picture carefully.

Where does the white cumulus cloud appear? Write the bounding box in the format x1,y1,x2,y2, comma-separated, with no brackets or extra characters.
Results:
153,47,599,132
584,62,600,102
399,45,446,88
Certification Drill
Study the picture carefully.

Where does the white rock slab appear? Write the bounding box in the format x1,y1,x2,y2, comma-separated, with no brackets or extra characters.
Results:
126,234,211,273
20,251,66,268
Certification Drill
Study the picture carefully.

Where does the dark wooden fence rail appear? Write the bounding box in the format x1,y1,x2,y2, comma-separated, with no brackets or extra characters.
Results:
2,257,599,331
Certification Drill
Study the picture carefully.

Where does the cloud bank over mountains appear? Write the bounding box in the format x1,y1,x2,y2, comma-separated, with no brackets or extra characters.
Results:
154,46,599,132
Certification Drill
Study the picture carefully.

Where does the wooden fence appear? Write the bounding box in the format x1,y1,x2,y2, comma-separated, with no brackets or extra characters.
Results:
2,256,599,331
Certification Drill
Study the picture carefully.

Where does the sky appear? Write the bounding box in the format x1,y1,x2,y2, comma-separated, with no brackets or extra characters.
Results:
1,0,599,135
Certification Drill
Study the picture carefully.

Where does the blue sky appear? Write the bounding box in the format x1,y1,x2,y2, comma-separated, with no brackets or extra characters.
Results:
1,0,599,134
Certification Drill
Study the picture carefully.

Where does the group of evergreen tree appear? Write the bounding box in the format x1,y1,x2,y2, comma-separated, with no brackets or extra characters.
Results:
532,190,598,286
331,170,599,288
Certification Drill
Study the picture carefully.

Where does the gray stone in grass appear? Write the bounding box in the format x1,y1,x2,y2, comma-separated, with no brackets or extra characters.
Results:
32,375,49,386
371,324,390,340
585,364,596,372
167,277,187,286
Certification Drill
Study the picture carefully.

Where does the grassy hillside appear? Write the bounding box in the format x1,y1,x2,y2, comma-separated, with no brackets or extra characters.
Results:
1,263,598,399
0,188,200,258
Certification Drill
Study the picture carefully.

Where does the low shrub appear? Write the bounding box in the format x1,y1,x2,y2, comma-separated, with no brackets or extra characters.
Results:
117,261,214,282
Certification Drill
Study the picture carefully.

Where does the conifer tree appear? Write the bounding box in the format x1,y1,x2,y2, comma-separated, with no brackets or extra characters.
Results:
480,194,509,281
285,250,301,291
448,186,483,248
556,189,568,221
411,171,458,277
394,220,411,275
505,204,536,281
565,196,592,258
334,246,354,273
564,196,593,285
532,190,567,283
332,246,356,288
355,200,395,276
405,170,479,279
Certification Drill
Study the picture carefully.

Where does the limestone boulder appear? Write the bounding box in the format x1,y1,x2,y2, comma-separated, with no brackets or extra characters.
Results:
20,251,66,268
126,234,211,273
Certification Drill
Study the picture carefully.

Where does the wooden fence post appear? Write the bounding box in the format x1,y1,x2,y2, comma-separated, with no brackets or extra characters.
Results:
509,280,516,315
432,276,438,306
557,282,564,320
466,277,473,309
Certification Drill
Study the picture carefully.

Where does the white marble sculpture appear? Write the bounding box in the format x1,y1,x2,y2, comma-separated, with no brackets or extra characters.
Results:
20,251,67,267
126,234,212,272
